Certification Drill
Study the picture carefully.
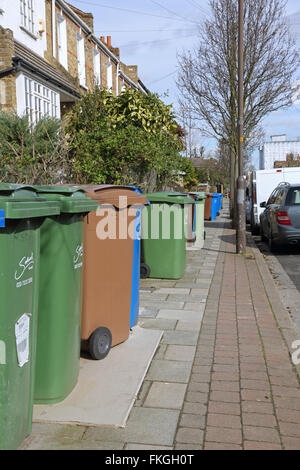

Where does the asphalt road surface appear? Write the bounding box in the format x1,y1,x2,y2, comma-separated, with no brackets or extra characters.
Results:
252,234,300,292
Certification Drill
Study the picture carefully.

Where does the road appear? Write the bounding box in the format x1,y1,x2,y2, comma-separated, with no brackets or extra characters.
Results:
252,230,300,332
253,235,300,291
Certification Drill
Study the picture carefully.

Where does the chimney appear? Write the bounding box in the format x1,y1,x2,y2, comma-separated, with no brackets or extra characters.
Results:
100,36,105,42
107,36,112,47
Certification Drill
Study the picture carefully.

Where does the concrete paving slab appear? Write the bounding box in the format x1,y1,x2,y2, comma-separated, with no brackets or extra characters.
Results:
31,423,85,440
161,330,199,346
125,443,173,450
139,318,177,330
165,345,196,362
147,359,193,383
139,307,159,318
144,382,187,409
24,435,124,450
157,309,204,321
176,320,202,332
83,407,180,446
33,327,163,428
184,302,206,310
139,302,185,311
157,288,190,295
167,294,206,302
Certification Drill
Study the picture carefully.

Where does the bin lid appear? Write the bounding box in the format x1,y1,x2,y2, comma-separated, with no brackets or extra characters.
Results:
0,183,60,220
34,185,98,213
144,192,195,205
189,192,206,200
78,184,148,208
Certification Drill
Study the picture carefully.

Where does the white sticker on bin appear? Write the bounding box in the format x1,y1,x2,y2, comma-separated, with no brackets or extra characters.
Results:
15,313,31,368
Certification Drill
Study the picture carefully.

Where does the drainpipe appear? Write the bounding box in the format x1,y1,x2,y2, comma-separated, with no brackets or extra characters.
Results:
116,62,120,96
52,0,56,58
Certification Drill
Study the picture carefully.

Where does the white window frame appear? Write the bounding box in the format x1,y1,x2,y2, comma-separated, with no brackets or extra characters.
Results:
20,0,35,35
77,33,86,88
24,76,60,124
107,59,113,91
57,14,68,70
94,48,101,87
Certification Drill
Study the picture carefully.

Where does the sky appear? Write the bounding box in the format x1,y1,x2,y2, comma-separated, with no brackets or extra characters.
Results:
69,0,300,167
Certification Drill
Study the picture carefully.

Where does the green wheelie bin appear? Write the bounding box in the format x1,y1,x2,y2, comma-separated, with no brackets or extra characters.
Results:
0,184,59,450
33,186,97,404
141,192,194,279
189,192,206,249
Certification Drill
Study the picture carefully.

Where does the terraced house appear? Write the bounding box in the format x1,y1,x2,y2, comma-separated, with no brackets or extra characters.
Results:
0,0,148,122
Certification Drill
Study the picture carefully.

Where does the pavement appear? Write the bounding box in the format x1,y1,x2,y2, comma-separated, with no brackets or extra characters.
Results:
21,201,300,450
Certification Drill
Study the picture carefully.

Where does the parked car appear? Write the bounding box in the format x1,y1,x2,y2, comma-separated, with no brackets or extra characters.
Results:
260,183,300,251
250,167,300,234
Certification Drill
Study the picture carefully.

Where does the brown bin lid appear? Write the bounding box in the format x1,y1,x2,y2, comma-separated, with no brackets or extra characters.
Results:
80,185,148,208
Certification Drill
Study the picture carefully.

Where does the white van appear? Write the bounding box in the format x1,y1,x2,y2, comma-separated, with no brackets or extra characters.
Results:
250,167,300,233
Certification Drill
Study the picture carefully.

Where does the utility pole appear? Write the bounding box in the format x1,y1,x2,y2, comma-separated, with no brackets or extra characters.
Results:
236,0,246,254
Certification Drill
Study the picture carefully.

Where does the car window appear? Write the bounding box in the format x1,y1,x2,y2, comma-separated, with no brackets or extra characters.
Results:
267,189,279,205
286,188,300,205
274,189,286,205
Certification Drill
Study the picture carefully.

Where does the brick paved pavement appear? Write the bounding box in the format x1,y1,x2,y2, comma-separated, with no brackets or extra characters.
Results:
22,202,300,450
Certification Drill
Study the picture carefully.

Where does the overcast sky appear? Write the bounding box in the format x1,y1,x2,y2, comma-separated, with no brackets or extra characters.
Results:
70,0,300,167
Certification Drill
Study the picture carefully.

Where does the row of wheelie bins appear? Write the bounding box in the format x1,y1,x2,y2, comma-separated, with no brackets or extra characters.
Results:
204,193,224,221
0,185,209,450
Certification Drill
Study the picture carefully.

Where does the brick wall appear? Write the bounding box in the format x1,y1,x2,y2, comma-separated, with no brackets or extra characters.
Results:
274,154,300,168
44,2,119,96
0,26,17,112
100,49,108,89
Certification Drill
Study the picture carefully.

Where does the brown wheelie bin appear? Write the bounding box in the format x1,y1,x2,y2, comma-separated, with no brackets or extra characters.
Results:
204,194,213,220
80,185,147,360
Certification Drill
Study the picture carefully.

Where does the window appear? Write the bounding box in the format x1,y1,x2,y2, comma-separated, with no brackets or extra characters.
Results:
57,14,68,70
286,188,300,205
24,76,60,124
267,189,279,206
20,0,35,35
274,189,286,205
94,48,101,87
107,59,113,91
77,34,86,87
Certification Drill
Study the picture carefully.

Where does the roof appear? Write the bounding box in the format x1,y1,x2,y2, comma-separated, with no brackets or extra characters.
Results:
13,40,81,99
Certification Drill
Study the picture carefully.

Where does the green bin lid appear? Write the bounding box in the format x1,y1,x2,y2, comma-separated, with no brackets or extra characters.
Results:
144,192,195,205
189,191,206,201
34,185,98,214
0,183,60,220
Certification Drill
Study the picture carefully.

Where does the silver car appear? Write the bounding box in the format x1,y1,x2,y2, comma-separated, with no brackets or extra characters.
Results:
260,183,300,251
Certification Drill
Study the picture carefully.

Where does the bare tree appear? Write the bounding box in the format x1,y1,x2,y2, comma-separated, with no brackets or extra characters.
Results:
177,0,299,215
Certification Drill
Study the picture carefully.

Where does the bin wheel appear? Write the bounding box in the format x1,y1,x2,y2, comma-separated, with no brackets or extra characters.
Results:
89,327,112,360
140,263,151,279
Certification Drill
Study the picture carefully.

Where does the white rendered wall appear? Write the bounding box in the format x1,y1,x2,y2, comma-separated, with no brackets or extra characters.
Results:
260,141,300,170
0,0,47,57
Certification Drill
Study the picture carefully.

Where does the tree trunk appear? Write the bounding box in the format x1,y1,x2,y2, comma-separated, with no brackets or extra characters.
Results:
230,150,238,228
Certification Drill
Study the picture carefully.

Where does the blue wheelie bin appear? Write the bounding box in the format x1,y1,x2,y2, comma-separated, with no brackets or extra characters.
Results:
209,194,219,221
129,187,149,328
